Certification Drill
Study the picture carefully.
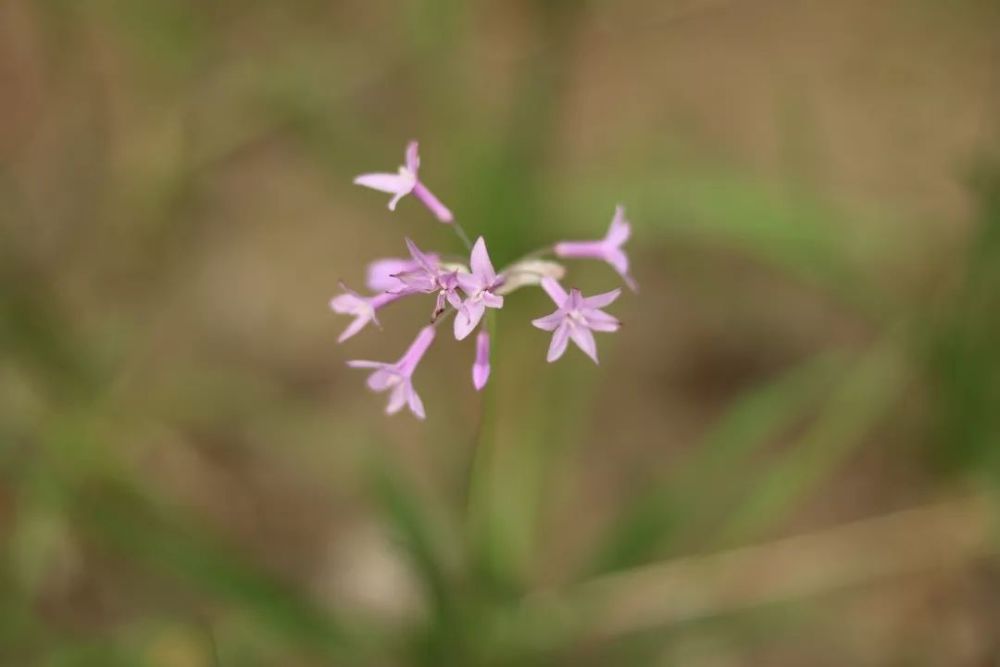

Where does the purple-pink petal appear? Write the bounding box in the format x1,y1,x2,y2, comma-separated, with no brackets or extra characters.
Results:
605,205,631,246
532,310,564,332
405,141,421,174
405,382,425,419
386,382,408,414
569,326,599,364
584,309,620,332
582,288,621,310
482,293,504,309
547,324,571,362
354,172,408,194
470,237,496,283
540,277,568,305
366,258,411,292
454,300,486,340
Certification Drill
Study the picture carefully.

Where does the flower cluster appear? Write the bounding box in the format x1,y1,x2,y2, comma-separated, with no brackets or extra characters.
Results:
333,142,636,419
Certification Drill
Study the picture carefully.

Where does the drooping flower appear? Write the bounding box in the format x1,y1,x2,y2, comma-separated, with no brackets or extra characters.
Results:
354,141,454,223
329,282,403,343
532,277,620,363
554,205,637,291
347,325,436,419
454,237,504,340
472,330,490,391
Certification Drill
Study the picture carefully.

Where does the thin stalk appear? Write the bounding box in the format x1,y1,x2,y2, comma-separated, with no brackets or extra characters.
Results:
451,220,473,251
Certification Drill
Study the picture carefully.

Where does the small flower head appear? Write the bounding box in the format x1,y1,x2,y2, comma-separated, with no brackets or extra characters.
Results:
347,325,436,419
329,282,401,343
454,237,504,340
354,141,454,223
392,238,445,294
554,205,637,292
532,278,620,364
472,330,491,391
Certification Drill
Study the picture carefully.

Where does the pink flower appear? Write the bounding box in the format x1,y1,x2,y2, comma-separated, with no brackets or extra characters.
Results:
392,238,445,295
347,326,435,419
532,278,620,363
391,238,463,319
454,237,504,340
472,330,490,391
329,282,403,343
366,255,438,293
354,141,454,223
554,205,637,292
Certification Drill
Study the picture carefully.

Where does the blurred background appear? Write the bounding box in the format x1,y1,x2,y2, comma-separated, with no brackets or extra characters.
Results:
2,1,1000,664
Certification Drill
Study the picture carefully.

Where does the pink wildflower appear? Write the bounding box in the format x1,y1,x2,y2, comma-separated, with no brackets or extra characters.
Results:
532,278,620,363
347,325,435,419
392,238,463,319
354,141,454,223
554,205,637,291
454,237,504,340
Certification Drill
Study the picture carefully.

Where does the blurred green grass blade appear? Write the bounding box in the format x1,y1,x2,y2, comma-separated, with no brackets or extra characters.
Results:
65,477,364,662
715,340,904,546
367,448,456,617
588,352,842,575
926,161,1000,474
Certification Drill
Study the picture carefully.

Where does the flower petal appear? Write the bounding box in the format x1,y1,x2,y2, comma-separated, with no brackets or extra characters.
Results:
347,360,387,369
367,368,398,392
456,271,481,296
405,141,421,174
569,325,599,364
387,190,406,211
532,310,564,332
483,292,504,309
605,205,631,247
386,383,408,414
366,258,411,292
338,315,370,343
470,237,496,283
454,300,485,340
584,309,620,332
547,323,570,362
329,293,363,314
583,288,621,310
354,172,408,194
404,238,435,272
406,381,425,419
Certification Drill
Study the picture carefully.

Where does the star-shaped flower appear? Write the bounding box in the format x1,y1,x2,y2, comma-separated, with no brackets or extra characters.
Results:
532,278,620,363
454,237,504,340
554,205,637,291
354,141,454,223
347,326,435,419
